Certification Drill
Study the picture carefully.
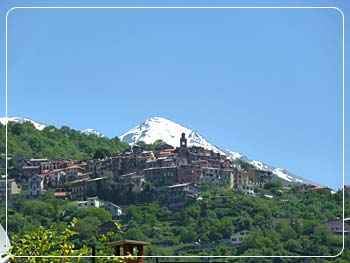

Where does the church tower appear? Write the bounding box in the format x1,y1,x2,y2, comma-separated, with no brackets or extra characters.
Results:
180,132,187,148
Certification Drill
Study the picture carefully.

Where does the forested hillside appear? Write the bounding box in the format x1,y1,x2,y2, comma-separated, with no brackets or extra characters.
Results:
1,186,349,261
0,122,129,161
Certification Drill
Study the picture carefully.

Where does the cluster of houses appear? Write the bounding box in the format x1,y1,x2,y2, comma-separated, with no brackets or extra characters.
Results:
1,133,347,213
2,133,276,210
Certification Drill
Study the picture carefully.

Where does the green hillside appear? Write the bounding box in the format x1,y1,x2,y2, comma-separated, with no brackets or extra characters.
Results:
1,187,348,261
0,122,129,160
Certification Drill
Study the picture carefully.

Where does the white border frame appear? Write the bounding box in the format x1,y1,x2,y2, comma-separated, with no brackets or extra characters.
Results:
4,6,345,259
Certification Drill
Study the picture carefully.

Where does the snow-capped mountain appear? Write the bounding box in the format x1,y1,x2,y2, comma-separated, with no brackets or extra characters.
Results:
120,117,243,159
0,117,46,131
119,117,317,185
82,128,105,137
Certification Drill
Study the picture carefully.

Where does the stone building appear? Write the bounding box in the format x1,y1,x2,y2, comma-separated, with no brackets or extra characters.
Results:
0,179,21,198
144,166,178,187
160,182,192,210
28,174,45,198
116,172,145,193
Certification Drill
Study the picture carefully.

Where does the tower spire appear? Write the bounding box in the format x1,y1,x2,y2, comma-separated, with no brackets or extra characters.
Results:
180,132,187,148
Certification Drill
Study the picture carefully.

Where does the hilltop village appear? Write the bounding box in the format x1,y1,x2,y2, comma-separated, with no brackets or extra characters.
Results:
3,133,329,212
4,133,272,203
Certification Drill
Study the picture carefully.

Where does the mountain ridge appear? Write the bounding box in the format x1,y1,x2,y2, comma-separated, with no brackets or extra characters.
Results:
0,117,106,138
82,128,105,137
0,117,46,131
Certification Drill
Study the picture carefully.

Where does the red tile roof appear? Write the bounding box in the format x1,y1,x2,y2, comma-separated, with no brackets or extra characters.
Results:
70,178,89,184
144,166,177,171
310,185,332,191
22,166,40,169
54,192,67,197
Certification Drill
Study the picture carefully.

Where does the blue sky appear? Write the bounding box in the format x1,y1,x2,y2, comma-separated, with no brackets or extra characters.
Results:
0,0,348,189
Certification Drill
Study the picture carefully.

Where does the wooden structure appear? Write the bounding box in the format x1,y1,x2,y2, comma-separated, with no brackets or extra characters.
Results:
109,239,150,263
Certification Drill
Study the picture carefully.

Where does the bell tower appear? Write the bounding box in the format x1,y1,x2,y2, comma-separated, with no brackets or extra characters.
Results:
180,133,187,148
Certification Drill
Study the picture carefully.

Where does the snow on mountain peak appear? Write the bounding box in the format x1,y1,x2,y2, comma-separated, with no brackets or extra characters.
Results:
120,117,245,160
119,116,236,156
82,128,105,137
0,117,46,131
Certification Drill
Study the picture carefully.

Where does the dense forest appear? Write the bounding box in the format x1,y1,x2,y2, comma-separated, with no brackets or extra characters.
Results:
0,122,129,162
1,186,349,262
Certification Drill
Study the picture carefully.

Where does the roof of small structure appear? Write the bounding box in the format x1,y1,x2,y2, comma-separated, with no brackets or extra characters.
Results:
143,166,177,171
0,178,15,183
323,218,350,224
164,182,192,189
22,166,40,169
30,158,48,162
106,202,122,209
108,239,150,247
31,173,46,179
70,178,89,184
54,192,67,197
310,185,332,191
87,176,107,182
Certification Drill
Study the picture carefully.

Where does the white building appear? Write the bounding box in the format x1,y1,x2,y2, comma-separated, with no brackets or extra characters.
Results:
104,202,123,218
239,185,255,196
230,230,250,245
76,197,101,209
0,179,21,198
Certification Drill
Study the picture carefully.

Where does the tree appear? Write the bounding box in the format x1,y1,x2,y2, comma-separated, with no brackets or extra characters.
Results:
95,178,119,202
124,227,146,241
264,180,283,191
6,219,129,263
275,223,297,242
233,159,255,169
3,122,129,160
136,140,165,151
72,206,112,225
179,227,197,243
93,148,111,160
8,218,89,262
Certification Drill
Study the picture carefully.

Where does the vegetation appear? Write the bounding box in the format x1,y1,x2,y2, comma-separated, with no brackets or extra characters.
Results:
7,218,130,263
3,186,348,261
233,159,255,169
136,140,165,151
8,219,90,262
115,189,345,257
1,191,118,248
0,122,129,160
0,122,349,262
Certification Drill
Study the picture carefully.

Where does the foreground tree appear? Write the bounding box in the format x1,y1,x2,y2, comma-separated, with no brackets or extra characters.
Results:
6,219,130,263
